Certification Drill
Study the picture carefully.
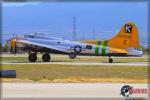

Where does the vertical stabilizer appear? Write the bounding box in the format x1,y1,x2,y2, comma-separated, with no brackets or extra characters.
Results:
107,22,139,49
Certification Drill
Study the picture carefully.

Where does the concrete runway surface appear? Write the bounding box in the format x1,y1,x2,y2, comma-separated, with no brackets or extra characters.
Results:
1,83,149,99
1,61,149,66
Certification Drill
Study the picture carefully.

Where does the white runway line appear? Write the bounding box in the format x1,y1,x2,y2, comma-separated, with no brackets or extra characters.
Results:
1,62,149,66
1,83,149,98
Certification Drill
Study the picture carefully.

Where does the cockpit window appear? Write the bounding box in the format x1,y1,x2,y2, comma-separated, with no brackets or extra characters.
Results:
29,35,34,38
24,34,34,38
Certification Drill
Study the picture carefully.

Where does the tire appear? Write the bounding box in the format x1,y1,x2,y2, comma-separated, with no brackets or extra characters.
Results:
69,53,76,59
28,53,37,62
109,58,113,63
42,53,50,62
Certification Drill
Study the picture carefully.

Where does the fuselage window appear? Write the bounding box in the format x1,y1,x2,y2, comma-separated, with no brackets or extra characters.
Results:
86,45,92,49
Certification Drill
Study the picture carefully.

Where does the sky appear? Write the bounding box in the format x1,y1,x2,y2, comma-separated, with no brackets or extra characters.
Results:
2,1,148,46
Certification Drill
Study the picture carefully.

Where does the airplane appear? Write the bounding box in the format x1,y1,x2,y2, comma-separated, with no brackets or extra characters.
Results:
83,22,139,49
8,25,143,63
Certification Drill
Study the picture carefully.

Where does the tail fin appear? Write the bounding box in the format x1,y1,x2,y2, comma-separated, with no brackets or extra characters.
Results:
83,22,140,49
107,22,140,49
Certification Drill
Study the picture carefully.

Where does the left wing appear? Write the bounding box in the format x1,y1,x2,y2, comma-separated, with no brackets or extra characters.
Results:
16,39,69,53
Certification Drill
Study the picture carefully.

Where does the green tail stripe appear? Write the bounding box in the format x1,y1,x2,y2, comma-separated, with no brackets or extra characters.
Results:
97,41,101,45
95,45,99,55
103,40,108,46
102,46,106,55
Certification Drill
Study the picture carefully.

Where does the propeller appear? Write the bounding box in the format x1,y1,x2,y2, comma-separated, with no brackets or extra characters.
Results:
10,38,17,54
10,33,17,54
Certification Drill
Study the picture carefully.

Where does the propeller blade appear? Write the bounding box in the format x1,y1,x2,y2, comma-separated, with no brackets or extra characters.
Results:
14,47,17,54
10,46,12,52
10,38,17,54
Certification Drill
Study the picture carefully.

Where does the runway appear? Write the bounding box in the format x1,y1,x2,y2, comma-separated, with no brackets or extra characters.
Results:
1,82,149,99
1,61,149,66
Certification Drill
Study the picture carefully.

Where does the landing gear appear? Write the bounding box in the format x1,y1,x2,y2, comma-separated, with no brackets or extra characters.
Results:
42,53,51,62
69,53,76,59
109,57,113,63
28,53,37,62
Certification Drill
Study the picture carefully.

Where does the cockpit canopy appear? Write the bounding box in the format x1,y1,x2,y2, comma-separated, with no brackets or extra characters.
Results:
24,34,35,38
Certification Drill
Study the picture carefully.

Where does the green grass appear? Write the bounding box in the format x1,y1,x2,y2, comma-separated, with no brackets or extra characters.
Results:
1,55,149,83
1,56,149,63
1,64,149,81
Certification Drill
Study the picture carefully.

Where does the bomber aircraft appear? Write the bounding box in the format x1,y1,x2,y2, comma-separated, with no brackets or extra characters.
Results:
8,22,143,63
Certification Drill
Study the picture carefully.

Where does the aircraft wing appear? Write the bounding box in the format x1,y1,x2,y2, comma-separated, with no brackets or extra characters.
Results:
16,39,68,53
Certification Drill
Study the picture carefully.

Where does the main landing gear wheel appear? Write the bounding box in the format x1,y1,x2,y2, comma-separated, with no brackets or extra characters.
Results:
28,53,37,62
69,53,76,59
109,58,113,63
42,53,51,62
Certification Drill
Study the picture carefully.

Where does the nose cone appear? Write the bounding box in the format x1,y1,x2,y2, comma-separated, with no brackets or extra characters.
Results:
11,38,17,48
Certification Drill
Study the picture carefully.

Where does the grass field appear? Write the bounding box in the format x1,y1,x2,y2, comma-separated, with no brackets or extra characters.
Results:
1,64,149,83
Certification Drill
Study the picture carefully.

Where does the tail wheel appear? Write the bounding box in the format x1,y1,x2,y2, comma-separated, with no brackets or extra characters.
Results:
69,53,76,59
109,58,113,63
28,53,37,62
42,53,50,62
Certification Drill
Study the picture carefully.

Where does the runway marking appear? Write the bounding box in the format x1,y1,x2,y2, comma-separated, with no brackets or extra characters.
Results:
1,62,149,66
1,83,149,98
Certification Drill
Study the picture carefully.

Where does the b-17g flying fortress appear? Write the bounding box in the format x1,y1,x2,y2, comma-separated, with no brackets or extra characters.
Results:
9,22,143,63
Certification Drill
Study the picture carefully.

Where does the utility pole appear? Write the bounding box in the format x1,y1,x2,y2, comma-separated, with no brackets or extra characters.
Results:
73,16,76,41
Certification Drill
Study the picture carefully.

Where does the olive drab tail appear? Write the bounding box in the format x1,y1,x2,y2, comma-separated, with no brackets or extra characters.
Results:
107,22,140,49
